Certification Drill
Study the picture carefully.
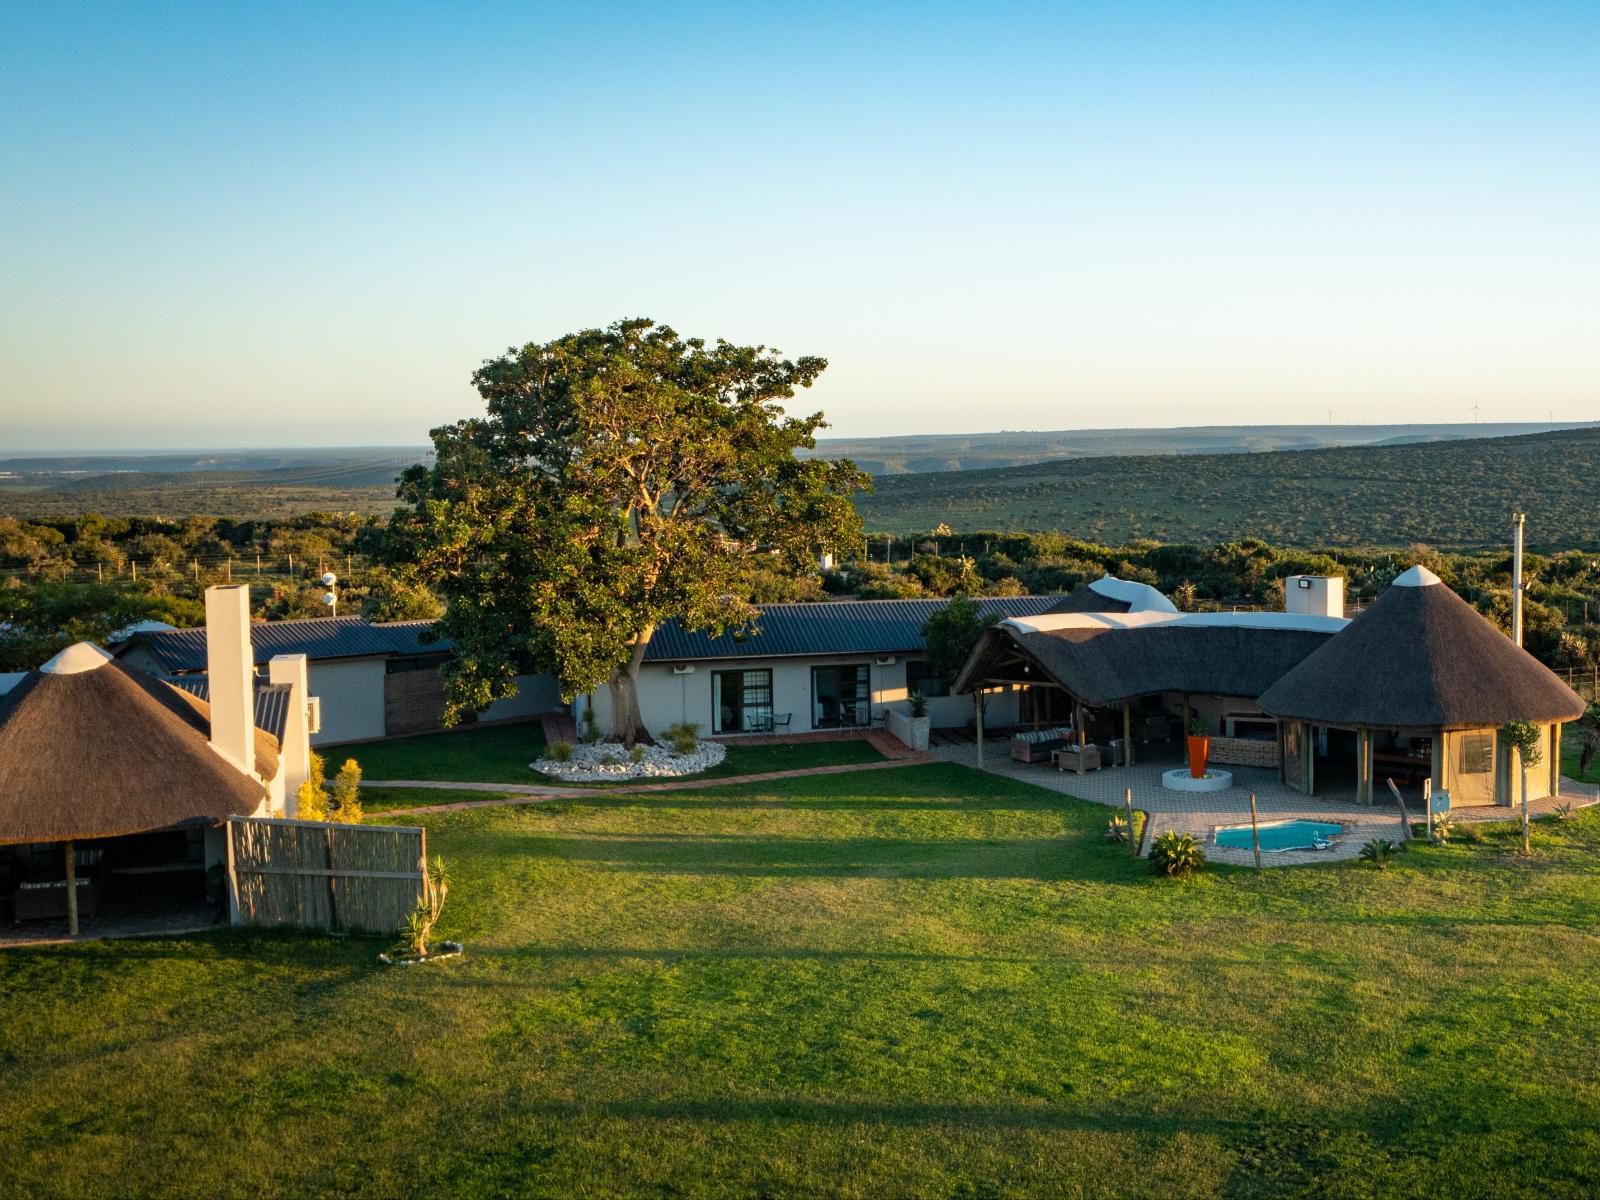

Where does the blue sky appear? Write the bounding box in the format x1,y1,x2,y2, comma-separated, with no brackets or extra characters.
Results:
1,1,1596,450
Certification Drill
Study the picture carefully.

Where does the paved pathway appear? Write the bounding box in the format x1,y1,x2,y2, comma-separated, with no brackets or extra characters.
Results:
365,753,935,814
930,741,1600,866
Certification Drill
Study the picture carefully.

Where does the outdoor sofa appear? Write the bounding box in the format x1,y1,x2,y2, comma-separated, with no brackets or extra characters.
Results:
1010,727,1077,764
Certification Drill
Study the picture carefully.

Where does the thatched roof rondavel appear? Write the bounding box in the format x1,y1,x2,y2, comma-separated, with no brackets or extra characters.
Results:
0,642,272,845
1258,565,1587,731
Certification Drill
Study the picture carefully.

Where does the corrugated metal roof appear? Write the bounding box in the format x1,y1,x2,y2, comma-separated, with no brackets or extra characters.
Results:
163,676,294,743
644,596,1062,662
128,617,450,672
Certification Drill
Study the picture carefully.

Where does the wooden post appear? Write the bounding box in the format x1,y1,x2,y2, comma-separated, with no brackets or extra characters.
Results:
225,559,232,583
1124,787,1136,860
974,689,985,769
1249,792,1262,870
1357,728,1372,804
131,559,137,581
255,553,261,576
63,840,78,936
225,818,240,925
1424,778,1433,842
1074,698,1087,775
1386,778,1412,841
1122,702,1134,768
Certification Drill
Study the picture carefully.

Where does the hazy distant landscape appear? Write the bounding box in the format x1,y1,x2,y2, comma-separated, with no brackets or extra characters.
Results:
3,423,1596,548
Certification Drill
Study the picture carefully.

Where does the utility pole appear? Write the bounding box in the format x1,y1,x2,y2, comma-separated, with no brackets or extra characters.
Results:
1511,512,1525,647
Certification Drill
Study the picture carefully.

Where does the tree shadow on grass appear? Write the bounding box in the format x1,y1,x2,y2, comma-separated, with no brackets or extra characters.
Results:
535,832,1131,881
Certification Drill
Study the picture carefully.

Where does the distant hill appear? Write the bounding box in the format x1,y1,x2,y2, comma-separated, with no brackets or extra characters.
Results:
802,422,1596,475
854,427,1600,549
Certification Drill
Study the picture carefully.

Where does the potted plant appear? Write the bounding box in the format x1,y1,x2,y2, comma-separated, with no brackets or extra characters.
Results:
1185,714,1210,779
904,690,931,752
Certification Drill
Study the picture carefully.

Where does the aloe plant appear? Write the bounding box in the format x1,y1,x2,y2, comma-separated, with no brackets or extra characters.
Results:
1149,831,1204,877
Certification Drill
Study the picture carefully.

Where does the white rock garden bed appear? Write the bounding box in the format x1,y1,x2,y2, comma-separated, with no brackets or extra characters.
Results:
531,739,727,783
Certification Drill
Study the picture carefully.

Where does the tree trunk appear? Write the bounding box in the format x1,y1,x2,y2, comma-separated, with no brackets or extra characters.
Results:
1520,760,1531,855
606,628,655,747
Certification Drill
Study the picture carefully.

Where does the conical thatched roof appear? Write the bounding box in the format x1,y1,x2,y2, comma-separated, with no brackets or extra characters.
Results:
1258,566,1587,730
0,643,271,845
1044,576,1177,616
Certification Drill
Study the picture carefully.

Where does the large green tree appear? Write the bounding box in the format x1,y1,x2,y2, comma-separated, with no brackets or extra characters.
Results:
390,319,867,744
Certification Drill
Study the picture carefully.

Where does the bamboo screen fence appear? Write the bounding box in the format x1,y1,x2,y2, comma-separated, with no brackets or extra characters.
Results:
227,816,425,933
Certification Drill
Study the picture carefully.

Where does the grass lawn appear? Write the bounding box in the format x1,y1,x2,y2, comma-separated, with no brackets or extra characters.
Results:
6,763,1600,1198
347,721,884,787
1562,733,1599,786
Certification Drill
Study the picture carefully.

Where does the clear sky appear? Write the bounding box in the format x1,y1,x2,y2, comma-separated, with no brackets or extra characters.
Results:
1,1,1596,450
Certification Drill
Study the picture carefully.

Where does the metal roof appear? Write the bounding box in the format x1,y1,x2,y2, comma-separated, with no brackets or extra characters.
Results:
126,617,450,673
644,596,1062,662
163,676,294,743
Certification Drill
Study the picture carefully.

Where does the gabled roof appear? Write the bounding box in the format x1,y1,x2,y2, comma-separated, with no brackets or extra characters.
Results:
1258,566,1587,729
955,609,1344,707
122,616,448,673
163,676,294,743
644,596,1063,662
0,646,269,845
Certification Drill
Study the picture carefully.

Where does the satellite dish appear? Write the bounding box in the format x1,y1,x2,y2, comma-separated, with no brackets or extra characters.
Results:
321,572,338,587
322,592,337,606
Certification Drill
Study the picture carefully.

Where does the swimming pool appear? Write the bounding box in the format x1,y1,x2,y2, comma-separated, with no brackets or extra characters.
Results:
1214,820,1342,852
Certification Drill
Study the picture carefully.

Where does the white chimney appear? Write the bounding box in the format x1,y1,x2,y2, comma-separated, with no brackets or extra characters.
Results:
204,584,256,776
1284,575,1344,619
268,653,312,815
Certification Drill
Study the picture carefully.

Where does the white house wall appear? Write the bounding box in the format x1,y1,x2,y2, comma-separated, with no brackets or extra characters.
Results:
587,656,1021,736
307,659,388,745
484,673,562,722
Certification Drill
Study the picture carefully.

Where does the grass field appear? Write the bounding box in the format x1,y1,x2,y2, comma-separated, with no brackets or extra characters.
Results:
4,763,1600,1198
345,723,885,789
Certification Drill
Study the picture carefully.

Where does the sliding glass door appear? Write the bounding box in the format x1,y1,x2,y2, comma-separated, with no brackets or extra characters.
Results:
812,664,870,728
712,669,773,734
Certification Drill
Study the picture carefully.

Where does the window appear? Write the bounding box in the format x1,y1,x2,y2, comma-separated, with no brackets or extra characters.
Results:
812,664,870,728
904,659,949,698
712,669,773,734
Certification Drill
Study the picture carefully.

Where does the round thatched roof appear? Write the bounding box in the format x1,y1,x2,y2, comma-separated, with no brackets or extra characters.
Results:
1259,566,1587,730
0,644,270,845
1044,576,1177,616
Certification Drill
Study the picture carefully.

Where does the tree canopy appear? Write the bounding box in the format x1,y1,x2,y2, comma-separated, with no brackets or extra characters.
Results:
389,318,868,742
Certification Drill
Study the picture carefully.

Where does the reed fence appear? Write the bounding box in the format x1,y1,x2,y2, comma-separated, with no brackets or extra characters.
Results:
226,816,424,934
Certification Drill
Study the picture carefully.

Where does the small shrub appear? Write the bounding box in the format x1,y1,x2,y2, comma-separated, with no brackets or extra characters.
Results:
1186,714,1208,737
1555,801,1575,822
629,744,646,764
1149,830,1204,877
295,751,328,820
1104,815,1130,844
400,856,450,959
908,690,928,718
549,740,573,763
330,758,363,823
600,750,625,766
664,722,700,755
1359,838,1402,869
1431,814,1454,845
580,706,600,744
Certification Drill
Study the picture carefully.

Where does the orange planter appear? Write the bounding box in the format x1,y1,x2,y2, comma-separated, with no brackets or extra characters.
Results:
1186,735,1210,779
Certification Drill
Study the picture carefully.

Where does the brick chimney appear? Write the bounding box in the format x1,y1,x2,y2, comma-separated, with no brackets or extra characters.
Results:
204,585,256,776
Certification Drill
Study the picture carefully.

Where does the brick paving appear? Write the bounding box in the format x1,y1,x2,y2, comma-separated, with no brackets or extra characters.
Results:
930,741,1600,867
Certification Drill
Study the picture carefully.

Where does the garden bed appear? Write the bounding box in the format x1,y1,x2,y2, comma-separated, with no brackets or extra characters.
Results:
531,740,727,782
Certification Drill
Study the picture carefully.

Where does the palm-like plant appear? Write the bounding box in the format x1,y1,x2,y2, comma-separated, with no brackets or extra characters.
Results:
1149,831,1204,877
1104,815,1130,844
1359,838,1401,869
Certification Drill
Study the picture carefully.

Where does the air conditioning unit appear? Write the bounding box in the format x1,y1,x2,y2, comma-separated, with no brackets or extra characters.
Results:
306,695,322,735
672,664,695,675
875,655,897,666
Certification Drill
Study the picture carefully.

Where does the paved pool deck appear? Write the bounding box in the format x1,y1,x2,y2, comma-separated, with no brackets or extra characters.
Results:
931,740,1600,866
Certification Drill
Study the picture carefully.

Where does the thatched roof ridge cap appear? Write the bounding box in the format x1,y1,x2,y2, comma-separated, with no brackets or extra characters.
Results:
41,642,115,675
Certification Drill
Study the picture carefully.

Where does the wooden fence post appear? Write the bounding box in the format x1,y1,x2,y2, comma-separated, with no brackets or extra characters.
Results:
1124,787,1136,860
1249,792,1262,870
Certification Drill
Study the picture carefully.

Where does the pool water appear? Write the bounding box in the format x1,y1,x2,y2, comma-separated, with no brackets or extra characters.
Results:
1215,820,1342,852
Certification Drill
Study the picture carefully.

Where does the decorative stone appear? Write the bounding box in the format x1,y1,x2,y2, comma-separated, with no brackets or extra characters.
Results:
1160,767,1234,793
530,740,728,783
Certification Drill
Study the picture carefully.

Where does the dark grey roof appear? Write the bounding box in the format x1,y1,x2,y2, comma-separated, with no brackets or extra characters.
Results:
957,617,1337,708
645,596,1062,662
1044,589,1132,615
124,617,449,673
1259,571,1587,729
164,676,293,743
